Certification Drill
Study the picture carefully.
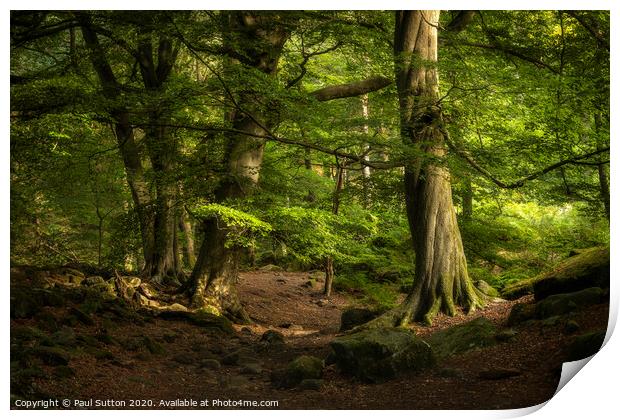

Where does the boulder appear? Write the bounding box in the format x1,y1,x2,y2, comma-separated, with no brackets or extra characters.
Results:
534,287,604,319
563,320,581,334
534,247,609,300
157,310,234,334
32,346,71,366
565,330,606,361
340,307,379,332
260,330,285,345
502,247,609,300
330,327,434,382
427,317,497,360
507,303,536,326
273,355,324,388
476,280,500,298
83,276,116,296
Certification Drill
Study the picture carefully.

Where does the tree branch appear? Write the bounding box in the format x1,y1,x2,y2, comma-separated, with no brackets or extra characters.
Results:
310,76,393,101
441,127,610,189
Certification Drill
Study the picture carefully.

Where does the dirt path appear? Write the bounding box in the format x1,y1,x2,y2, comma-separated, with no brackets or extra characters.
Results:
19,269,609,410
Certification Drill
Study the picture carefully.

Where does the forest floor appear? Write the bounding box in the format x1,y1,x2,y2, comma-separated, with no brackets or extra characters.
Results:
13,269,609,410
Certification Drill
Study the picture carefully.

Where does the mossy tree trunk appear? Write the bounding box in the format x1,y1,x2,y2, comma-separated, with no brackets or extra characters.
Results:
374,10,483,327
188,12,289,319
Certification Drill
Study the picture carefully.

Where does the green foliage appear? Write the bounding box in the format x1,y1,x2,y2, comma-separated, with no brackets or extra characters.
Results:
192,203,272,248
462,201,609,291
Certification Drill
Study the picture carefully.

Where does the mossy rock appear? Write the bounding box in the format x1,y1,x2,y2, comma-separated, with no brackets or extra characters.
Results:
340,307,380,332
535,287,604,319
260,330,285,345
10,287,66,319
34,310,60,331
502,247,609,300
534,248,609,300
12,326,46,344
273,355,324,389
42,327,77,348
427,317,497,360
32,346,71,366
259,264,283,272
69,307,95,326
142,336,166,355
507,303,536,326
53,365,75,379
330,327,434,382
157,310,234,334
476,280,500,298
565,330,606,361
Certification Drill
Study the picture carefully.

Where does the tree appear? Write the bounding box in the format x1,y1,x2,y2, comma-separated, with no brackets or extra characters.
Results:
187,12,290,320
373,11,484,326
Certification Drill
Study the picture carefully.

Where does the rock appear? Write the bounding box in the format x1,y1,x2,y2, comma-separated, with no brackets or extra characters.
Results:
260,330,285,345
222,351,240,366
507,303,536,326
427,317,497,360
241,362,263,375
274,355,324,388
34,310,59,331
157,310,234,334
479,368,521,380
315,299,329,307
534,247,609,300
200,359,221,370
12,326,46,344
565,330,606,361
540,316,561,327
143,336,166,355
53,365,75,379
476,280,500,297
173,353,196,365
11,287,65,319
496,329,518,342
502,247,609,300
340,307,379,332
260,264,283,272
564,320,580,334
42,327,76,348
330,328,434,382
535,287,604,319
69,307,95,325
298,378,323,390
32,346,71,366
219,375,250,389
302,280,315,288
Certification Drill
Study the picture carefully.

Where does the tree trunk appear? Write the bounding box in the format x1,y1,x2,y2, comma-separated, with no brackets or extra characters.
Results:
179,208,196,268
462,176,473,220
188,12,289,318
594,112,610,220
324,257,334,297
189,217,250,322
361,94,371,208
373,10,483,327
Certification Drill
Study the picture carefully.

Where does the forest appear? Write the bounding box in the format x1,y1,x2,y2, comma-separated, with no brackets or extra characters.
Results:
10,10,610,410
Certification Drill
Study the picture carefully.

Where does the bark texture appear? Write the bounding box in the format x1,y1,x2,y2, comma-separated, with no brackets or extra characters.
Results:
372,10,483,327
188,12,289,319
